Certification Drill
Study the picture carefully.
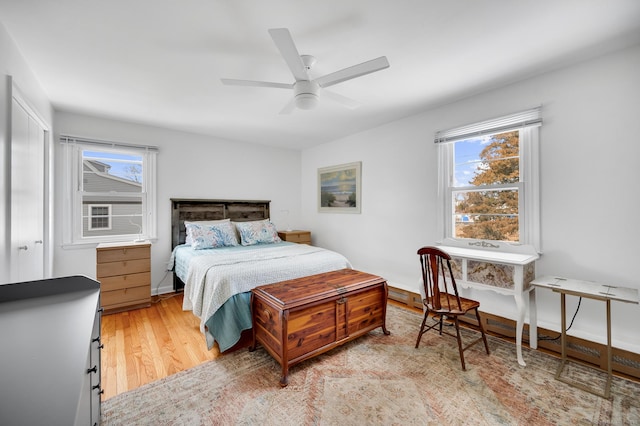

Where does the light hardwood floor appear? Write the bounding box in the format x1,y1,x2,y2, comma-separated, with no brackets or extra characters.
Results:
100,293,220,400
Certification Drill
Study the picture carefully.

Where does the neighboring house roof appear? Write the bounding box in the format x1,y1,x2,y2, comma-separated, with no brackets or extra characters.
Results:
83,159,142,202
85,159,111,173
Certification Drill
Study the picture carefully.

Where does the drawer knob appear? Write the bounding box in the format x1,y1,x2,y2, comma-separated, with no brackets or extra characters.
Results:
263,309,272,320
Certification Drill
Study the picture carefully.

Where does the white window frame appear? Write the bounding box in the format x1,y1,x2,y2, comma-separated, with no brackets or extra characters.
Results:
61,136,158,246
435,108,541,252
88,204,112,230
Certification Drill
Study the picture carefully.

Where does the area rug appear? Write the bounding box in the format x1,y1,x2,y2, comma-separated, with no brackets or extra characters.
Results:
102,305,640,425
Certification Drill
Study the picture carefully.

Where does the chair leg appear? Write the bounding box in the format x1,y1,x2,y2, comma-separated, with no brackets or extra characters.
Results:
453,316,466,371
474,308,490,355
415,310,429,348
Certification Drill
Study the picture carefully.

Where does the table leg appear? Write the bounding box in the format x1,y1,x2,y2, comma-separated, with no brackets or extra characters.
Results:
555,293,568,379
514,292,526,366
529,288,538,350
605,299,612,399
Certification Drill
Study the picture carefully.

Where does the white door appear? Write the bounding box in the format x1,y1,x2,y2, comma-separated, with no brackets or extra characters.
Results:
10,98,45,282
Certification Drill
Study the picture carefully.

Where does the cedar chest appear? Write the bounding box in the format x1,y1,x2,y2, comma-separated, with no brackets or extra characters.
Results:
250,268,390,386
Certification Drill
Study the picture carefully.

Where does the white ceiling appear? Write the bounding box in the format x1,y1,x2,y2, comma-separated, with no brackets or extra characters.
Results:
1,1,640,150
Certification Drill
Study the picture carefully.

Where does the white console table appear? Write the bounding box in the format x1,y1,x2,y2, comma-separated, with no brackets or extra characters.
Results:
437,238,539,366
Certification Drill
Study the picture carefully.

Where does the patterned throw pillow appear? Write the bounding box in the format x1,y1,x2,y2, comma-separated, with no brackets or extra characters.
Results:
186,221,239,249
234,220,282,246
184,219,230,245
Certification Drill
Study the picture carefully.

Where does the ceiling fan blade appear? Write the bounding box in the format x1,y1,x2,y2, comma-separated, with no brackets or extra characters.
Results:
221,78,293,89
323,90,362,110
315,56,390,89
268,28,309,82
279,98,296,115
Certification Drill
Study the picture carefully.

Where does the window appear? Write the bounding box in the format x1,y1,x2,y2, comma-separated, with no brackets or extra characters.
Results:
435,108,541,251
61,136,157,245
88,204,112,230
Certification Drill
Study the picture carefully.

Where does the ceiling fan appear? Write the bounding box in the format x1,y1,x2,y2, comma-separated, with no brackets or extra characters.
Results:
221,28,390,114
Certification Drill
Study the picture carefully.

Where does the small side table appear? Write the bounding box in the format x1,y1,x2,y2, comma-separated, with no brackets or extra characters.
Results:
277,230,311,245
531,276,639,399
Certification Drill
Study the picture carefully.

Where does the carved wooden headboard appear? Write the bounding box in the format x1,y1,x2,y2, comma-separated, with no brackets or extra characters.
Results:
170,198,271,249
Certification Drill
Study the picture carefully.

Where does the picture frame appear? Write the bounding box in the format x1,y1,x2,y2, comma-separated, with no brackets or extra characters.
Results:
318,161,361,214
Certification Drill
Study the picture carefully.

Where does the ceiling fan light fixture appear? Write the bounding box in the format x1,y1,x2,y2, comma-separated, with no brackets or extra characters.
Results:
295,93,319,110
293,80,320,110
221,28,389,113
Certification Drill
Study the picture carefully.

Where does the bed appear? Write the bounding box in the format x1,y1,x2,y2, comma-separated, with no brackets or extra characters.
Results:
169,199,352,352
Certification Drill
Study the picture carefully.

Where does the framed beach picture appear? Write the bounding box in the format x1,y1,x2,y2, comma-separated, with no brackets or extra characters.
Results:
318,161,361,213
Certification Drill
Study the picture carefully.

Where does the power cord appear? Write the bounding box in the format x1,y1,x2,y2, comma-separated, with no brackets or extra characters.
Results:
151,269,178,303
538,296,582,341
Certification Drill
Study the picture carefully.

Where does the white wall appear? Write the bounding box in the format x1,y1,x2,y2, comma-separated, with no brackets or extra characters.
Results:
0,23,53,284
302,44,640,353
53,112,302,293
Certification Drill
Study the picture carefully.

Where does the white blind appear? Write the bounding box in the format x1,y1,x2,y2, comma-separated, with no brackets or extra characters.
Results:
60,135,159,152
434,106,542,144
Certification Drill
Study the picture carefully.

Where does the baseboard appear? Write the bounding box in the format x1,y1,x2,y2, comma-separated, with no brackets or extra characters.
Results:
387,285,640,381
387,286,423,310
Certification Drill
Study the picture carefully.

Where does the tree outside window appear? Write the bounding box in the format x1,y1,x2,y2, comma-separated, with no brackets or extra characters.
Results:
452,131,521,242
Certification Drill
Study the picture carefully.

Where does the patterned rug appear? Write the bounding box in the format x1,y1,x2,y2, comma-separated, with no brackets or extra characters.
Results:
102,305,640,425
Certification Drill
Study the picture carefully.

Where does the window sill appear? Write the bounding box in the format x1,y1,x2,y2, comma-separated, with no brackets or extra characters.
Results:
437,238,539,262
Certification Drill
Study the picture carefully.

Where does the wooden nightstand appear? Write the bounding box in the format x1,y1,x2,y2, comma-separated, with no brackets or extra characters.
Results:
277,230,311,245
96,241,151,314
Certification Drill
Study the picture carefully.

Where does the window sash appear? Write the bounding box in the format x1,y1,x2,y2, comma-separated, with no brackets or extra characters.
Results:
451,184,523,242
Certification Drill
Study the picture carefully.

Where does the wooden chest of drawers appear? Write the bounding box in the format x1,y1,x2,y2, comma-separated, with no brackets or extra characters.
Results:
277,230,311,245
96,241,151,314
250,268,389,386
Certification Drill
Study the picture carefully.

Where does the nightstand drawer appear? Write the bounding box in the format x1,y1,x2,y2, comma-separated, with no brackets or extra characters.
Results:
99,272,150,292
97,259,150,278
278,230,311,244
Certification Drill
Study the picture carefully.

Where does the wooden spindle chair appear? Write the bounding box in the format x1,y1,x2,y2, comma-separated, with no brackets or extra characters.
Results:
415,246,490,370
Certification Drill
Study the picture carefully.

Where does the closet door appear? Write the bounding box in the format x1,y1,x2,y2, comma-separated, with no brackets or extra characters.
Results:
11,98,45,282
